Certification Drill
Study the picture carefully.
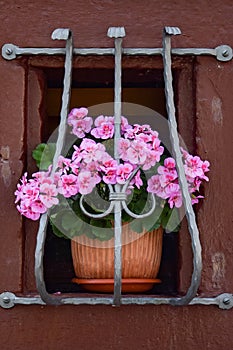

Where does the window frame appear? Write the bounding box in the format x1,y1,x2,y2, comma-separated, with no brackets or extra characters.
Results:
24,55,196,299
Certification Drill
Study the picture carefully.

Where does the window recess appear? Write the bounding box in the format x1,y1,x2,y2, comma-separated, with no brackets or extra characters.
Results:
1,27,233,309
43,66,178,296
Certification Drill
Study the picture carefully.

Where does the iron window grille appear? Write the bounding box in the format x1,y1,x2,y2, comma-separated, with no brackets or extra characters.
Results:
1,26,233,309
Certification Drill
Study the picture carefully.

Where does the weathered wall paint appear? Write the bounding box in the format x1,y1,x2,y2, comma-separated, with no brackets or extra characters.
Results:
195,57,233,296
0,1,233,349
1,305,233,350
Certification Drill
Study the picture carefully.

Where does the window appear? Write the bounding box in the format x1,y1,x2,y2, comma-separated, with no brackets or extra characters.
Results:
24,55,195,297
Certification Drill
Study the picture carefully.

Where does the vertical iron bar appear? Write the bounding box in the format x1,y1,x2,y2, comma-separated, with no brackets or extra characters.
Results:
113,37,123,162
50,29,73,174
35,28,73,305
113,36,123,306
162,27,202,305
107,27,125,306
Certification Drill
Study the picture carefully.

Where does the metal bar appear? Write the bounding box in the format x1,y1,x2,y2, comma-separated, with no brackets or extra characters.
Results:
107,27,126,306
1,292,233,309
2,43,232,61
162,26,202,306
34,28,73,305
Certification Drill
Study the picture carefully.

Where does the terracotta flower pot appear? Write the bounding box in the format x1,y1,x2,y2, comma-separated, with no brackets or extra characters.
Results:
71,225,163,293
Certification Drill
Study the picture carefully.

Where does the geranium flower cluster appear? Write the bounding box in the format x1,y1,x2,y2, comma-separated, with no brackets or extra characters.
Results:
15,107,210,221
147,150,210,208
15,170,59,220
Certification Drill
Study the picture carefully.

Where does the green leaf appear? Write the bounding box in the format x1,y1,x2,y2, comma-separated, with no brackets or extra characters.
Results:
90,218,114,240
122,210,132,223
50,219,69,239
161,205,181,232
61,212,80,230
130,219,143,233
72,199,91,224
32,143,56,170
143,214,161,232
89,218,111,228
92,228,114,241
50,209,84,239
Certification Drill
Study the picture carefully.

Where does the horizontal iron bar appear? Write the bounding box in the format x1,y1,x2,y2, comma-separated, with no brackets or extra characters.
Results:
1,292,233,309
2,44,232,61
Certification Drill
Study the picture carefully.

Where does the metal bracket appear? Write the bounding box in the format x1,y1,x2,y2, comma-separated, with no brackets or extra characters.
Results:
1,292,233,310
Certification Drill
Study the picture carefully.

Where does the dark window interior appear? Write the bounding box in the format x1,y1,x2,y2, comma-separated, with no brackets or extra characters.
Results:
43,67,178,295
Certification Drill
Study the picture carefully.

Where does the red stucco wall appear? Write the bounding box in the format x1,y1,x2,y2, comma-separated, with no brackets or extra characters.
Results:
0,1,233,349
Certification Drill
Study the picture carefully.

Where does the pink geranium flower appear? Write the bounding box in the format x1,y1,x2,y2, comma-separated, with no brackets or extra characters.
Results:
57,156,71,173
100,157,118,184
17,203,41,221
147,151,210,209
118,138,130,160
116,163,134,184
164,157,176,169
71,117,93,138
121,116,132,134
103,167,117,184
126,140,147,165
67,107,88,125
142,150,160,170
14,172,56,219
71,145,82,163
80,139,106,163
58,174,79,198
39,183,59,208
147,175,167,199
31,200,47,214
77,171,96,195
130,170,143,189
168,191,183,208
91,115,114,139
85,161,102,185
68,108,93,138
